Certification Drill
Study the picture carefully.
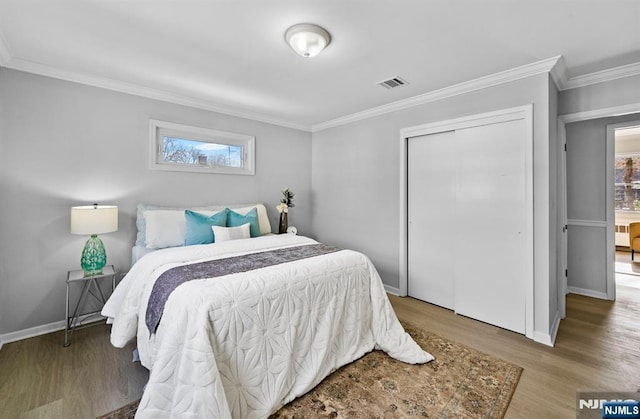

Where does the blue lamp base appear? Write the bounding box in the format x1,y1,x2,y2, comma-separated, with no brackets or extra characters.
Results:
81,234,107,277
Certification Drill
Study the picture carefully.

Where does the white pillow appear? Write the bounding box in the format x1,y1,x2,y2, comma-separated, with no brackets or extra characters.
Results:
212,223,251,242
144,209,220,249
136,203,226,246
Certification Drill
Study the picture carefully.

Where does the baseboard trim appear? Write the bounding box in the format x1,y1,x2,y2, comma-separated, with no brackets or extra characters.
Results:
533,331,553,347
567,286,609,300
0,320,66,348
384,284,401,296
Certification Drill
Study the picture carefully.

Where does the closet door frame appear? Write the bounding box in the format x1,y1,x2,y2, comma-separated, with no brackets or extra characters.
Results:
399,104,534,339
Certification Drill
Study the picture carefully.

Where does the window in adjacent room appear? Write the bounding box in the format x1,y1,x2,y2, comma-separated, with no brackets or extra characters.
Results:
615,154,640,210
149,119,255,175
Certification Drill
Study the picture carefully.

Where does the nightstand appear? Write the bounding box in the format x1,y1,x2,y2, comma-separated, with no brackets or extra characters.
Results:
64,265,116,347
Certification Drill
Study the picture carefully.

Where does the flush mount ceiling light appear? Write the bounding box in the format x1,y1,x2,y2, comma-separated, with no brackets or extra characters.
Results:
285,23,331,58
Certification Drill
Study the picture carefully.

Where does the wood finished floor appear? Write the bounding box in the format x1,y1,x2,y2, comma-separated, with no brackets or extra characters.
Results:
0,324,148,419
1,266,638,418
392,273,640,419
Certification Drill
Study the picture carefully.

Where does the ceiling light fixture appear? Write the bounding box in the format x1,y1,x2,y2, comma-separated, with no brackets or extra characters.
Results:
285,23,331,58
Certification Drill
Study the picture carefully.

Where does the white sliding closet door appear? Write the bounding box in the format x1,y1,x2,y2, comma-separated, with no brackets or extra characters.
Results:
407,131,456,309
453,121,526,334
407,112,529,335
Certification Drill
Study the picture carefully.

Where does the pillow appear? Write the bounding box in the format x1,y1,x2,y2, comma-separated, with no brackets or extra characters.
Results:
137,203,270,248
212,223,251,242
137,203,226,246
144,210,188,249
227,207,260,237
185,209,228,245
229,204,271,235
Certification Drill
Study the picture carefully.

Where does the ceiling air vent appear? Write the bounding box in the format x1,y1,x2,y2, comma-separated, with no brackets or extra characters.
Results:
377,76,408,89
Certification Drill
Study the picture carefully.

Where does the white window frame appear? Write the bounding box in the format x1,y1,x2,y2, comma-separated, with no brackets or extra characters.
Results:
149,119,255,175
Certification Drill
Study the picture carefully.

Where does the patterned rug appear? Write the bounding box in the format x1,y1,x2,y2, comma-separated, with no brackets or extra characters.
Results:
97,323,522,419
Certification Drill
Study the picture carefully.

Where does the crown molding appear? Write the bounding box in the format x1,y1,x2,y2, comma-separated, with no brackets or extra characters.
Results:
2,57,312,132
2,47,639,133
312,57,640,131
560,61,640,91
558,102,640,124
549,55,569,90
312,56,563,132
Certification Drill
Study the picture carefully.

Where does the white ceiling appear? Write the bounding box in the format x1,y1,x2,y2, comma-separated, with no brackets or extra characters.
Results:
0,1,639,130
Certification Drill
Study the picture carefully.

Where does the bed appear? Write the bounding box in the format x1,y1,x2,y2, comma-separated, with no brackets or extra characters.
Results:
102,203,433,418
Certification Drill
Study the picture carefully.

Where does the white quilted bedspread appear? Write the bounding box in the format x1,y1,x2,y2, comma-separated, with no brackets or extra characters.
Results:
103,234,433,418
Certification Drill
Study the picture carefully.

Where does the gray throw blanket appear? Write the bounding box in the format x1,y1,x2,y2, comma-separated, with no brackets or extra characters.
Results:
145,243,341,335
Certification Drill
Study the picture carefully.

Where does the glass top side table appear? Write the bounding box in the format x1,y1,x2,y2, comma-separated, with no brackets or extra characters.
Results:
64,265,116,346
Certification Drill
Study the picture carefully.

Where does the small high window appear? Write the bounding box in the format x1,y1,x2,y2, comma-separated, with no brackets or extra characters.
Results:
149,120,255,175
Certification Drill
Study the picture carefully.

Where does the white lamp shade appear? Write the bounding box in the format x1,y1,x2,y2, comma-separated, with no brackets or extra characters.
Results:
70,205,118,235
285,23,331,58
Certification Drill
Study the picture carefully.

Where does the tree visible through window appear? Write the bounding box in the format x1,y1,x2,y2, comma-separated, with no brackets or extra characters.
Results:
162,137,243,169
149,120,255,175
615,155,640,210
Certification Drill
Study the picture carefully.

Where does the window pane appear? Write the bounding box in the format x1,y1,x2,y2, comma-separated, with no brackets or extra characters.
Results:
614,156,640,211
149,119,255,175
160,137,243,168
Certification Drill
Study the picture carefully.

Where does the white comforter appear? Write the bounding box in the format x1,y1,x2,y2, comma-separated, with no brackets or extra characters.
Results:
103,234,433,418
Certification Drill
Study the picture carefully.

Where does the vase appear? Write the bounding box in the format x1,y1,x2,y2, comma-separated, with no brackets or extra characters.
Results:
278,212,288,234
81,234,106,277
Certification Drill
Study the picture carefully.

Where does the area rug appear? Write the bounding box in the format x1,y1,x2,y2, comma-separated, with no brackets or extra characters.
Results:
97,323,522,419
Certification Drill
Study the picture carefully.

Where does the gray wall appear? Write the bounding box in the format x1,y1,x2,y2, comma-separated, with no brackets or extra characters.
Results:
312,73,558,341
2,61,638,343
0,68,312,336
565,113,640,294
560,73,640,298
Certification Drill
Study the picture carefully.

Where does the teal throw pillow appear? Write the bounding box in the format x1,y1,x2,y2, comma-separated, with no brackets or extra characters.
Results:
227,207,260,237
184,209,228,245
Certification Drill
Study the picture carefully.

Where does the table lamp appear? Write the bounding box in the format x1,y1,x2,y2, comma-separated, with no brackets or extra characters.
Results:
70,204,118,277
